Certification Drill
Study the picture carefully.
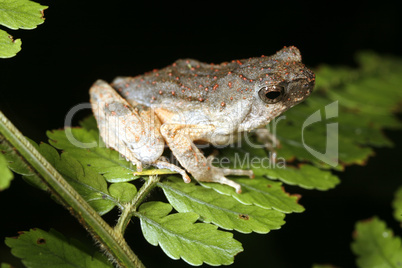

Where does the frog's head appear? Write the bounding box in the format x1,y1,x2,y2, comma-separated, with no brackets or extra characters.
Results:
254,46,315,107
236,46,315,131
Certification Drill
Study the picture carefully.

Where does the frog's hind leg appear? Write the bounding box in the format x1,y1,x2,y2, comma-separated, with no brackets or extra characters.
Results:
90,80,165,172
160,123,254,193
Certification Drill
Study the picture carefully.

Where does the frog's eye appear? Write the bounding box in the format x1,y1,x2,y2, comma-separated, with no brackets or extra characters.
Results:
258,85,285,104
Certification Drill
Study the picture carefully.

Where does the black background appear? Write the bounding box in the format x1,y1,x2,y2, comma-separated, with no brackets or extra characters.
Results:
1,1,401,267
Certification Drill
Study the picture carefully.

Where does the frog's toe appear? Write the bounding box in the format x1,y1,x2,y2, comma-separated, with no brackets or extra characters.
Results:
120,151,143,172
210,175,242,194
153,160,191,183
206,155,254,178
219,167,254,178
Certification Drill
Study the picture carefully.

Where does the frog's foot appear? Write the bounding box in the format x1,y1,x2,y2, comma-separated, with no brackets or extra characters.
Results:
122,153,143,172
255,127,280,151
205,155,254,194
153,158,191,183
255,128,279,163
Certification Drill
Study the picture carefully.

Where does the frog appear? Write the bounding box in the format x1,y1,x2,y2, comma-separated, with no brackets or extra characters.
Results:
89,46,315,193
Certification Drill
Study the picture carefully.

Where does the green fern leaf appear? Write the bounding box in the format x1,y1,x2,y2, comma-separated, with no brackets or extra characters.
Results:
0,0,47,30
109,182,137,203
0,29,21,58
0,0,47,58
47,127,138,183
5,228,112,268
265,164,340,190
136,201,243,266
159,177,285,233
79,115,99,131
0,151,13,190
47,128,175,183
216,138,339,190
351,217,402,268
199,176,304,213
0,135,47,190
38,142,130,215
392,187,402,223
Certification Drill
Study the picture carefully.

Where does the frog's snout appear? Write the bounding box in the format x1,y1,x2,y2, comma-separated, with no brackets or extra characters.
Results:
304,70,315,95
306,78,315,95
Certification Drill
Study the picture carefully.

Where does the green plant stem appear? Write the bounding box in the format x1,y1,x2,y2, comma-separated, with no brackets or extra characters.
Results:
0,110,145,268
115,175,160,236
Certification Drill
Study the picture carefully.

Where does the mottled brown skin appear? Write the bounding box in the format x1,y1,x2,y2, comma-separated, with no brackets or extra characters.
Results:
90,46,315,193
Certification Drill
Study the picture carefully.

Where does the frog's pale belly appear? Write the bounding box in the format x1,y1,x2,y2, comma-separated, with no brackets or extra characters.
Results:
91,46,315,193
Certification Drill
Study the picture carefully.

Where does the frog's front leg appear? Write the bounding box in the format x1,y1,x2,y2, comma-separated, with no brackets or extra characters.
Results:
255,127,280,150
160,123,253,193
255,127,280,162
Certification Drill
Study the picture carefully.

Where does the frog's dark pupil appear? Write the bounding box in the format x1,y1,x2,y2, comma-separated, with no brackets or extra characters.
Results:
258,85,285,104
265,91,281,100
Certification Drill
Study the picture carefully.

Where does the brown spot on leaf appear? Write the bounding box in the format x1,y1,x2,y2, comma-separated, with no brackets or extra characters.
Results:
239,214,249,220
352,230,358,239
7,35,16,43
292,194,302,202
279,186,303,203
37,238,46,245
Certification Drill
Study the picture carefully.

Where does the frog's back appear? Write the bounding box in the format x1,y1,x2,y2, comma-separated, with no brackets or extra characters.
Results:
113,59,222,106
111,47,314,111
112,58,242,108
